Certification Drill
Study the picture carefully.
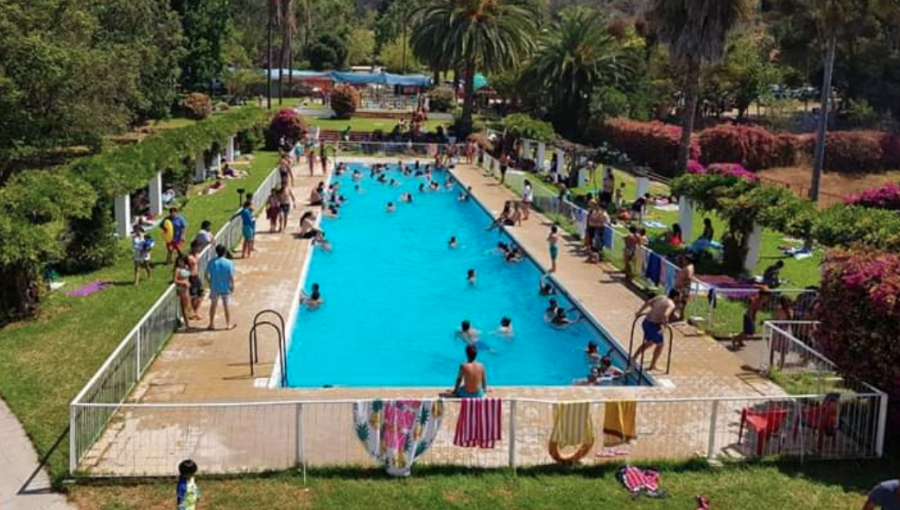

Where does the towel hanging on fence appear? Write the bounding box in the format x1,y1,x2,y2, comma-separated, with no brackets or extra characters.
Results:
645,254,662,285
665,263,678,294
548,402,595,465
571,208,587,238
453,398,503,449
603,400,638,447
634,247,647,277
353,399,444,476
658,260,667,289
603,227,615,250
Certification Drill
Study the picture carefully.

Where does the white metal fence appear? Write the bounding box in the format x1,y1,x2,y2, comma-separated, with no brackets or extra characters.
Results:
71,389,887,477
69,165,282,472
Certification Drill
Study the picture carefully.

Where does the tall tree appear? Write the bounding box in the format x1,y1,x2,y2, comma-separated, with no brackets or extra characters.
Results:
525,6,638,135
646,0,753,174
171,0,232,91
411,0,538,135
276,0,298,104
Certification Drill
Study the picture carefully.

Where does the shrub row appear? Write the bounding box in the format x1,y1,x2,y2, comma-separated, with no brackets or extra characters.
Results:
844,182,900,211
596,119,900,174
594,118,699,176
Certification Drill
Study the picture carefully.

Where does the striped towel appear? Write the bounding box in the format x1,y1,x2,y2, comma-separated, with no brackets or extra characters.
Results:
550,402,594,448
453,398,503,449
618,465,665,498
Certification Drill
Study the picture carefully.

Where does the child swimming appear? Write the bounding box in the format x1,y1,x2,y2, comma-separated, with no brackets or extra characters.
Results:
386,202,396,213
498,317,513,336
467,269,476,285
449,236,458,249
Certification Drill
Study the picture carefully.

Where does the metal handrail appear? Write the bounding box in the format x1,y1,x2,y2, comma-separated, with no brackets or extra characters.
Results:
627,313,675,381
249,309,287,386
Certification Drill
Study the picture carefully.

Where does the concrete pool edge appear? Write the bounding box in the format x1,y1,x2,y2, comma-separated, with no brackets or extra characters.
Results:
275,157,656,390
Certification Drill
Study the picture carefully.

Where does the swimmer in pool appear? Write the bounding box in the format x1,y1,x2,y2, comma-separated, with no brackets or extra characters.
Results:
551,307,571,326
598,356,624,379
300,283,324,310
498,317,513,337
456,320,480,343
400,192,413,203
390,178,400,187
352,170,361,181
495,242,511,256
505,247,524,263
445,181,454,191
458,190,469,202
418,183,426,193
539,275,557,295
386,202,396,213
449,236,458,249
585,341,603,366
314,232,332,251
467,269,476,285
545,298,561,320
429,181,440,191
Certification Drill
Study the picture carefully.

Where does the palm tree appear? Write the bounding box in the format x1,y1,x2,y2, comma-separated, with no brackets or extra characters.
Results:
808,0,899,202
277,0,298,105
646,0,753,174
411,0,538,134
526,7,637,134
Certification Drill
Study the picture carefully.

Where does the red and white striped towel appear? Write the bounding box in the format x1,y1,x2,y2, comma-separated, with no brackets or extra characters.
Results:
453,398,503,448
622,465,660,493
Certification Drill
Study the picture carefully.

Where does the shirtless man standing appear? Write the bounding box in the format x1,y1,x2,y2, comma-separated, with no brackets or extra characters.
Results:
628,289,679,373
674,254,695,321
449,344,487,398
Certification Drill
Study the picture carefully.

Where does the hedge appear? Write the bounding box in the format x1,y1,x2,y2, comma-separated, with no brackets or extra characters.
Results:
845,182,900,211
698,125,798,170
501,113,556,143
594,118,699,176
812,205,900,251
812,131,884,174
71,107,269,198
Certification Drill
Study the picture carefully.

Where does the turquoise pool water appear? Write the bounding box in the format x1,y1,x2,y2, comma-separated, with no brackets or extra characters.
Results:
286,162,644,387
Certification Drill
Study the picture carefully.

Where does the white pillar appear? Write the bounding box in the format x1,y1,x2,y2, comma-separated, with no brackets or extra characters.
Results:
744,222,764,273
536,142,546,171
114,193,132,238
555,149,566,175
148,171,163,218
678,197,694,241
522,139,532,160
194,150,206,183
211,152,221,174
226,136,235,162
635,176,649,200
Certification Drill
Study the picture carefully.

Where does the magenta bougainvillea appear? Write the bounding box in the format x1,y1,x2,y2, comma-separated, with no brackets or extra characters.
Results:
698,124,798,170
686,160,757,182
845,182,900,211
594,118,700,177
817,250,900,411
265,108,307,150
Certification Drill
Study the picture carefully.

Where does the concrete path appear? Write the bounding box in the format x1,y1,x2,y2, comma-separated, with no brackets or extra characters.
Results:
0,399,73,510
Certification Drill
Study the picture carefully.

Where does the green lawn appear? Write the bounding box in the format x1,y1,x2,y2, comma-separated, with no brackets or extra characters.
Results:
68,459,894,510
307,117,448,133
0,151,280,482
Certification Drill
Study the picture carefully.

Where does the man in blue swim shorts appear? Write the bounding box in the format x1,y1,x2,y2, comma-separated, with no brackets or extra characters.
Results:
627,289,679,373
446,344,487,398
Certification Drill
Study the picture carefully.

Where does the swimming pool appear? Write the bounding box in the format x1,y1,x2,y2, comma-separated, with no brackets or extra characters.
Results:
285,162,646,387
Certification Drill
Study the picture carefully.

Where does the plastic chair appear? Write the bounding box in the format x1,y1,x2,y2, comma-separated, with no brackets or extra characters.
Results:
739,407,790,456
793,393,839,454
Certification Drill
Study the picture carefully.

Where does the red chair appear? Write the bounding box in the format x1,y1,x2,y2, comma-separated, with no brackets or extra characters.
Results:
739,407,790,456
793,394,839,454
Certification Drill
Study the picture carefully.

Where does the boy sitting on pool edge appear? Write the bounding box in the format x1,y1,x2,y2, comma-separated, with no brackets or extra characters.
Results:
442,344,488,398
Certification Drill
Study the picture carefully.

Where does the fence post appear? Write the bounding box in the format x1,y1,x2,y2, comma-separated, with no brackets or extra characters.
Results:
875,392,888,457
706,400,719,460
296,403,304,467
135,329,142,381
69,404,77,474
508,400,517,472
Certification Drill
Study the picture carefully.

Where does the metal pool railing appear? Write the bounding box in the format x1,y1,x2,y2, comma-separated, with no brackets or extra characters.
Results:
69,166,282,473
70,389,888,477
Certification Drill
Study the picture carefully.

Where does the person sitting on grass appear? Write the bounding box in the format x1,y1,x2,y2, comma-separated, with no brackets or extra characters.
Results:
762,260,785,288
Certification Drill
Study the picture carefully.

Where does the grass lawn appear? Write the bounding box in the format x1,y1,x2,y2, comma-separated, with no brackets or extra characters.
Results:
0,151,280,482
67,459,894,510
307,117,448,133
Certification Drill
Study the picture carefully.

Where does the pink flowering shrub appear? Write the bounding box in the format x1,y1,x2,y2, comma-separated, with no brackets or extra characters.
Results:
686,160,757,182
698,125,796,170
595,118,700,177
265,108,307,150
817,251,900,421
845,182,900,211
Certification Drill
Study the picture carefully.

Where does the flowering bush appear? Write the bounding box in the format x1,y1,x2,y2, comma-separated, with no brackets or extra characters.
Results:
264,108,307,150
330,84,360,119
594,118,700,177
817,250,900,417
845,182,900,211
181,93,213,120
698,125,793,170
802,131,884,173
686,160,757,182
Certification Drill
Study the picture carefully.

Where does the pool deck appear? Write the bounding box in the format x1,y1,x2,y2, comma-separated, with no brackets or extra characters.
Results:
80,159,789,475
129,159,779,404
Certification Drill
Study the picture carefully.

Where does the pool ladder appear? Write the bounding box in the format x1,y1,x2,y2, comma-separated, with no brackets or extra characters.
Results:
249,310,287,386
627,313,675,385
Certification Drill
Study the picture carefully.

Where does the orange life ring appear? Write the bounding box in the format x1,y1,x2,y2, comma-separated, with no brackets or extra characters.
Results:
548,439,594,465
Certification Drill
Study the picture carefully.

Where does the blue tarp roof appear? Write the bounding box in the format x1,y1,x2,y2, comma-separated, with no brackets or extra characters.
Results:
254,69,432,87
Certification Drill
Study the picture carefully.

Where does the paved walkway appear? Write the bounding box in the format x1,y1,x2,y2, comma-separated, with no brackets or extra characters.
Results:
0,399,73,510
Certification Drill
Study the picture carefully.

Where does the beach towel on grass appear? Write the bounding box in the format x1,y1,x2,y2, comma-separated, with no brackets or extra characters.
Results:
353,399,444,476
603,400,637,447
454,398,503,449
618,465,666,498
550,402,594,448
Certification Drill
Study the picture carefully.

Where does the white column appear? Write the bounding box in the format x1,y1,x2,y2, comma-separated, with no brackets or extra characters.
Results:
194,150,206,183
635,176,649,200
536,142,546,171
114,193,132,238
678,196,694,241
148,171,163,217
522,139,532,160
226,136,235,162
555,149,566,175
744,222,764,273
211,152,221,173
